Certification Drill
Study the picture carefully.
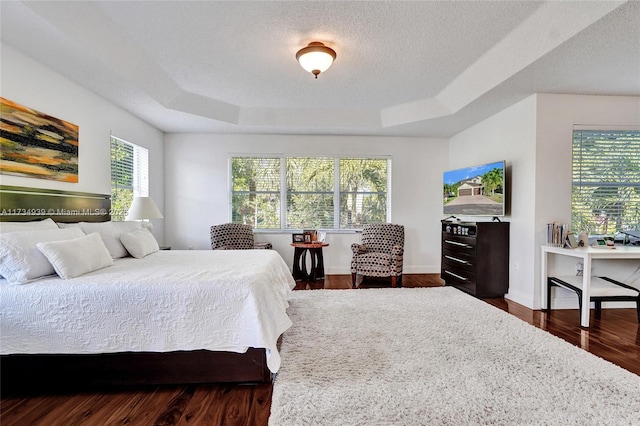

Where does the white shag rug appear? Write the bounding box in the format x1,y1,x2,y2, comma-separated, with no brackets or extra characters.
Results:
269,287,640,425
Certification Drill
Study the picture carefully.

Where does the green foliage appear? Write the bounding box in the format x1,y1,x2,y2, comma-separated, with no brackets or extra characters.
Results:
481,167,503,196
111,189,133,221
339,159,387,228
286,157,334,228
110,137,134,221
231,158,281,228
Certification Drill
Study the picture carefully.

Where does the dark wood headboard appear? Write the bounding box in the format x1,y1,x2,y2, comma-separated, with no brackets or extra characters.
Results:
0,185,111,223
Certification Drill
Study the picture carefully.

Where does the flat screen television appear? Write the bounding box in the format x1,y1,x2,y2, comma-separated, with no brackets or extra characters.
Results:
443,160,506,217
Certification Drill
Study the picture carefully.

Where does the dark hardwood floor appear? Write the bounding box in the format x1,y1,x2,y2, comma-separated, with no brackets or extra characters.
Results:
2,274,638,425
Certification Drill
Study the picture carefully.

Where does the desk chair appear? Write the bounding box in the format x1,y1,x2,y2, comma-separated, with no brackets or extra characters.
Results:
547,275,640,323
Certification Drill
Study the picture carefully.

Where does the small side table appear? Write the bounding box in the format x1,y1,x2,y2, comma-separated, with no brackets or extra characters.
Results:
291,243,329,282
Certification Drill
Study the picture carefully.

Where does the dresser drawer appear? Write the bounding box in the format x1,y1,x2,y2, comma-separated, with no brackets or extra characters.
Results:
441,267,476,293
442,236,476,255
442,251,476,274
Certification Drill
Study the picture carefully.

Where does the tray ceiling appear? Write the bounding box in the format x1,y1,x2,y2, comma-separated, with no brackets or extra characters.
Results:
1,1,638,137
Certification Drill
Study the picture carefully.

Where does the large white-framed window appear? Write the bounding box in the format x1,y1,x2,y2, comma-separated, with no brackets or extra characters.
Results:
571,128,640,235
110,136,149,221
230,155,391,230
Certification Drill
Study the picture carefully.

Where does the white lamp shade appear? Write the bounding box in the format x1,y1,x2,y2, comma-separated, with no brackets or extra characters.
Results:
298,51,334,74
126,197,163,220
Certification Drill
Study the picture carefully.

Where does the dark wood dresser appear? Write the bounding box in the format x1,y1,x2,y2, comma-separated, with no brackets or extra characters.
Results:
441,221,510,297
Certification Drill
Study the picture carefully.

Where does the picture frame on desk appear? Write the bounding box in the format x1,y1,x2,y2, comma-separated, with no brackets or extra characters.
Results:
292,233,305,243
303,229,316,243
565,234,578,249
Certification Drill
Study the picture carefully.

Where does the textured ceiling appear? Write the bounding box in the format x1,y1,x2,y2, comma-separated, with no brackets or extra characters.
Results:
1,1,639,137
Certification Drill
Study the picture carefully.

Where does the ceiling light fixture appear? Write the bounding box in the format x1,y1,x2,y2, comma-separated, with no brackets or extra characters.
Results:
296,42,336,79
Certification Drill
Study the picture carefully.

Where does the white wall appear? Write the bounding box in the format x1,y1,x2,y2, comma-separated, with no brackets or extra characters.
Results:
164,134,448,274
0,43,166,244
449,95,538,307
450,93,640,309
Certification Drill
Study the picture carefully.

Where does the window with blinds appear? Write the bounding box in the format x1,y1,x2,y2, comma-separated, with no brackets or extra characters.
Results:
110,136,149,221
571,129,640,235
340,158,388,228
231,156,391,230
286,157,334,228
231,157,281,229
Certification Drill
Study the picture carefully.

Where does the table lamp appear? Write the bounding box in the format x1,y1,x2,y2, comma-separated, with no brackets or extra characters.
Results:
126,196,163,231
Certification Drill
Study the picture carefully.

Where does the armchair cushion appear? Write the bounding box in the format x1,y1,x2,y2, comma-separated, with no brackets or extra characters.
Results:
356,252,392,269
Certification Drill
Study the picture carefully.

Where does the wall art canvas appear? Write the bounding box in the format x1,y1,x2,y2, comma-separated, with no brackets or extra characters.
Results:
0,97,79,182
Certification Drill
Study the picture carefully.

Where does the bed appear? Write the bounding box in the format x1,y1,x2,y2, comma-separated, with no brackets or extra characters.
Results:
0,186,295,395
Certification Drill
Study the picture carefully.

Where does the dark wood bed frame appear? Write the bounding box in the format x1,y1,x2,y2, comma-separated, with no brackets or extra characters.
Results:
0,185,273,396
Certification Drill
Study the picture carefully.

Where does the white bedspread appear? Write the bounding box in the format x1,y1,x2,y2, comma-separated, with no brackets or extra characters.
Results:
0,250,295,373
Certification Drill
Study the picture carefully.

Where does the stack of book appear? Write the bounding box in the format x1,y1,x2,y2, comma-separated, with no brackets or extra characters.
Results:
546,223,569,247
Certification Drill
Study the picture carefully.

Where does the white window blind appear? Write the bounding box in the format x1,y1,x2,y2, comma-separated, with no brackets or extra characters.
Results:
572,129,640,235
110,136,149,221
231,156,391,230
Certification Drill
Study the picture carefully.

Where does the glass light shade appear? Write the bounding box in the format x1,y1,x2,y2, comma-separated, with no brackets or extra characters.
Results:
296,42,336,78
126,196,163,220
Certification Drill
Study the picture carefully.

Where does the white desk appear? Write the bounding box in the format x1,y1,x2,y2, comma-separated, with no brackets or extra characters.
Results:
541,245,640,327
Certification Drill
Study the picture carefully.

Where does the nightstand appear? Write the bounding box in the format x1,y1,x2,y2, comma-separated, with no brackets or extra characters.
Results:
290,242,329,282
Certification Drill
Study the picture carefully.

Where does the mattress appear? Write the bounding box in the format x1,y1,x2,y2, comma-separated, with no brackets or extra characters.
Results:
0,250,295,373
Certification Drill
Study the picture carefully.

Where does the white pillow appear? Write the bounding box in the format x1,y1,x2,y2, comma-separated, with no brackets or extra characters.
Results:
75,222,130,259
0,227,85,284
0,218,58,233
37,232,113,279
120,228,159,259
57,221,149,259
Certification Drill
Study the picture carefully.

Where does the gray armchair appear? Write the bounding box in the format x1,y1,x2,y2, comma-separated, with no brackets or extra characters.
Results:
351,223,404,288
210,223,272,250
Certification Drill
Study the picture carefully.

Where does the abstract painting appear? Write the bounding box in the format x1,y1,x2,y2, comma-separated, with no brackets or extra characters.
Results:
0,97,79,182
